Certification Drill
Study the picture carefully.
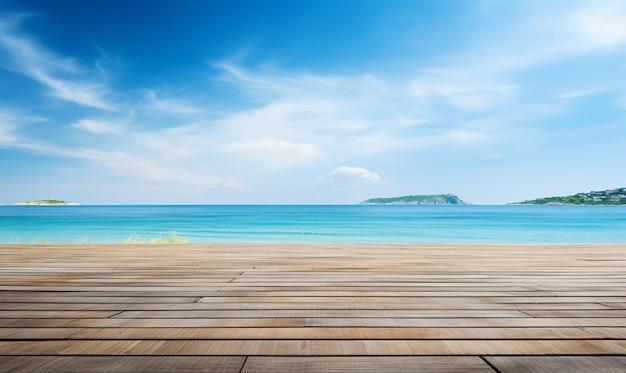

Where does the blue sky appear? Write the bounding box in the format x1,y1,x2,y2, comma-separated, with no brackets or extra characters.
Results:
1,0,626,204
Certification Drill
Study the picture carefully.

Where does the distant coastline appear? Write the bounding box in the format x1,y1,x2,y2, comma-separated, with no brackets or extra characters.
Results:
14,199,79,206
360,194,468,205
510,187,626,205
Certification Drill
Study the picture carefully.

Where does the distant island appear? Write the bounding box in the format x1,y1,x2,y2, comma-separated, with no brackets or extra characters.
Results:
15,199,79,206
360,194,468,205
511,187,626,205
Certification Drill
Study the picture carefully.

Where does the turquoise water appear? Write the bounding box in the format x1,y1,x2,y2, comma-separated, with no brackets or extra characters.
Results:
1,205,625,244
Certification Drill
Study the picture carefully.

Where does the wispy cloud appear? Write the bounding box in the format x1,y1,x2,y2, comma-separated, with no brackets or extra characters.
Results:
0,17,115,110
556,1,626,52
79,149,242,188
0,109,46,147
144,90,201,114
324,166,382,183
0,110,20,146
410,68,516,111
558,88,600,99
212,62,477,160
230,139,317,169
4,130,242,188
70,118,127,136
0,123,19,146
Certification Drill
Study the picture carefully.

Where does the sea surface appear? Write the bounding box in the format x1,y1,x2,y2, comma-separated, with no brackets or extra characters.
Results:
1,205,625,244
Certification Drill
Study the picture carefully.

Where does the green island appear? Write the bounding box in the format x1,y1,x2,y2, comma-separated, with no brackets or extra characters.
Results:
15,199,79,206
360,194,468,205
510,187,626,205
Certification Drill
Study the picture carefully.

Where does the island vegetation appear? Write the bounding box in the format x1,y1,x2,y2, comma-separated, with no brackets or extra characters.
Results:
511,187,626,205
360,194,468,205
15,199,79,206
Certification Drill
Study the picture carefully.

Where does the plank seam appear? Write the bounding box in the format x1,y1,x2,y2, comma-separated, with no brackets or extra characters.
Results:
107,311,124,319
518,310,535,318
480,356,502,373
599,302,623,310
238,355,248,373
64,327,89,339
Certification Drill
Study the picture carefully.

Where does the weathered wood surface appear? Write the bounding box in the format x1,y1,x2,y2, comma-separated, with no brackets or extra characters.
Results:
1,243,625,372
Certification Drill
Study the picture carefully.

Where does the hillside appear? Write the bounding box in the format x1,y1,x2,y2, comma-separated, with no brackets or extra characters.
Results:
360,194,468,205
511,188,626,205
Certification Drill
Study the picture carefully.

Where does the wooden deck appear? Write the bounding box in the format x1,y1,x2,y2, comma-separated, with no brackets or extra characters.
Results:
1,243,625,372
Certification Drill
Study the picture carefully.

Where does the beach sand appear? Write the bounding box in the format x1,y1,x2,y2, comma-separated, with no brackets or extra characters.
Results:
1,243,625,372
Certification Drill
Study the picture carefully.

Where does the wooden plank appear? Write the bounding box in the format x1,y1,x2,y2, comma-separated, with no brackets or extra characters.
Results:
602,302,626,309
0,296,199,304
9,288,626,296
0,318,307,328
3,316,626,329
525,310,626,318
113,309,529,319
485,356,626,373
0,311,119,319
211,288,533,294
3,288,623,296
241,356,493,373
306,317,626,327
0,301,612,311
580,327,626,338
0,356,245,373
67,327,596,340
1,339,625,356
196,295,626,303
0,328,80,339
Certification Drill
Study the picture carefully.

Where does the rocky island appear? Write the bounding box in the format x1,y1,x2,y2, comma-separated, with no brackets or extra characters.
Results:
511,187,626,205
15,199,79,206
360,194,468,205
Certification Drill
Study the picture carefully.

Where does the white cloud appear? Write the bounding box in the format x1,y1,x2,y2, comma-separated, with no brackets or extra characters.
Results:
410,73,516,111
230,139,317,169
487,1,626,67
0,111,20,146
325,166,382,183
405,1,626,112
0,109,47,147
558,88,600,99
212,62,450,159
0,124,18,146
214,62,390,105
404,126,493,151
5,134,242,188
0,19,115,110
144,90,201,114
84,150,242,188
71,118,126,136
557,1,626,51
439,128,490,146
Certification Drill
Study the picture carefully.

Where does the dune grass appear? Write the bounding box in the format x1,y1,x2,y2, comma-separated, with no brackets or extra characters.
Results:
5,231,189,244
124,231,188,244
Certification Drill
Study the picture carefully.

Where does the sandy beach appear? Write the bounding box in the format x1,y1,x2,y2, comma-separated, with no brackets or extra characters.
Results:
1,243,625,372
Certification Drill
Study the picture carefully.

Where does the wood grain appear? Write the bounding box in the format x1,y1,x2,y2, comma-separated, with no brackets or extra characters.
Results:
1,243,626,372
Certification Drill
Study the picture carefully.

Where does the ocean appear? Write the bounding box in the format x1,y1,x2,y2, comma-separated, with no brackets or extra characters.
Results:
1,205,625,244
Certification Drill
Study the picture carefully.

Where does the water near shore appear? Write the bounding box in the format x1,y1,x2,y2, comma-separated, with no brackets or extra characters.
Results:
1,205,625,244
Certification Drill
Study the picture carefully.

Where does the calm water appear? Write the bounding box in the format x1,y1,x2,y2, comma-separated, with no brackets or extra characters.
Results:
1,205,625,244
